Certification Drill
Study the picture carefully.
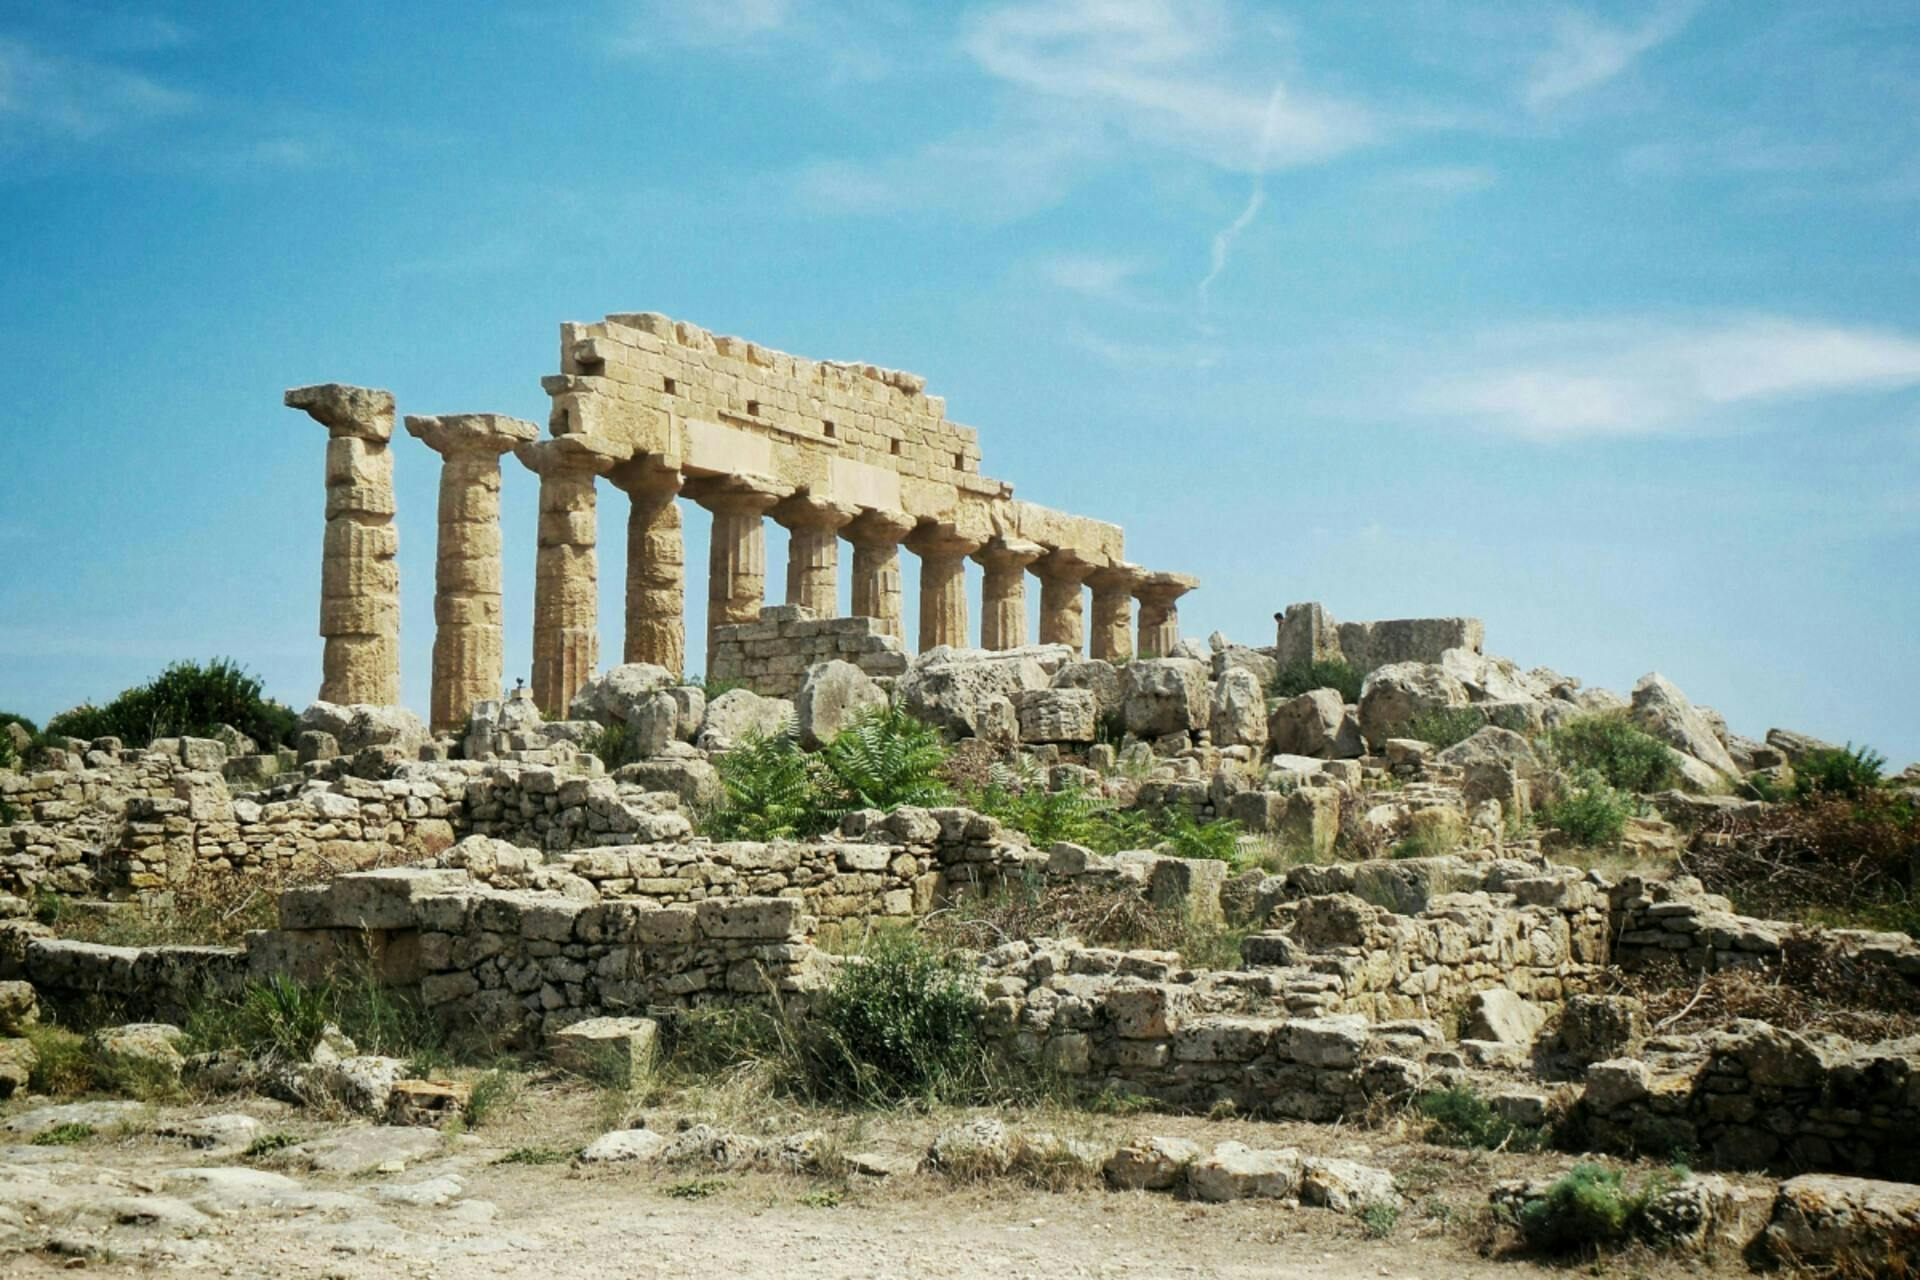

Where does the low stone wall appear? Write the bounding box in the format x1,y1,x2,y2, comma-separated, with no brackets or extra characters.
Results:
1579,1021,1920,1180
708,605,909,698
16,936,249,1023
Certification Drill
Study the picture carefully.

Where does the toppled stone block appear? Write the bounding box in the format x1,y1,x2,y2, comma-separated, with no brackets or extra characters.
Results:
1763,1174,1920,1272
0,979,37,1035
1299,1157,1397,1213
1147,856,1227,924
1187,1142,1302,1202
1012,688,1097,744
580,1127,667,1163
696,688,796,752
1559,994,1645,1065
1120,659,1208,738
1104,1136,1202,1191
1463,989,1547,1046
795,660,888,749
549,1015,659,1087
387,1079,471,1127
88,1022,186,1088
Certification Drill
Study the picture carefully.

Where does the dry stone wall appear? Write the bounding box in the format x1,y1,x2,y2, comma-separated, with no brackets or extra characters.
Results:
708,605,909,698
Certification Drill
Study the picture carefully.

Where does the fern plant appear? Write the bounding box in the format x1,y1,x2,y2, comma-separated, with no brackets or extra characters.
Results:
708,730,827,840
820,705,951,814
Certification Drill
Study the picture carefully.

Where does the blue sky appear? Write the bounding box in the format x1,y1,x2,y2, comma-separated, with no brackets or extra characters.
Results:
1,0,1916,763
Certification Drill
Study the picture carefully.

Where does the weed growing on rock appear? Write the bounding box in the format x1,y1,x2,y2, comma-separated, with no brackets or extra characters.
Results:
1418,1086,1547,1153
495,1145,572,1166
1545,713,1678,794
32,1123,95,1147
242,1132,303,1160
1267,659,1363,704
1406,707,1484,751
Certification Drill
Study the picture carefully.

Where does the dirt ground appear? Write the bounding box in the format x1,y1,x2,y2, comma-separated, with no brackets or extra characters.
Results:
0,1074,1774,1279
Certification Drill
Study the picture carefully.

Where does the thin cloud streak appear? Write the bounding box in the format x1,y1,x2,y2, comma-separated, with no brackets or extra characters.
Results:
1522,1,1697,110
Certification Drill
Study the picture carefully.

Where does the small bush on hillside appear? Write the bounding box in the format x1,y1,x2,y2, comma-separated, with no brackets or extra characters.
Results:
1546,713,1679,794
1792,743,1886,801
1267,658,1364,704
1542,771,1634,848
1419,1085,1547,1152
583,722,643,769
1406,707,1484,750
1512,1163,1689,1255
1157,809,1243,862
44,658,297,750
819,705,951,814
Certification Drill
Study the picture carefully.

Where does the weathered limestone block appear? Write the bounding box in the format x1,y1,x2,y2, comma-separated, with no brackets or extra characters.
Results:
1267,688,1361,759
1187,1142,1302,1202
288,383,400,706
1630,673,1739,780
570,664,677,727
1120,658,1208,738
1011,688,1097,744
548,1015,658,1087
896,648,1054,738
1763,1174,1920,1272
1208,668,1268,751
1104,1136,1202,1191
696,688,796,752
1462,989,1546,1045
1357,662,1471,749
795,660,888,749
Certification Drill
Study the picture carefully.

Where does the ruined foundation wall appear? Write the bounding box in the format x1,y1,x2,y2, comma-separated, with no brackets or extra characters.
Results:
707,606,910,698
1274,602,1483,675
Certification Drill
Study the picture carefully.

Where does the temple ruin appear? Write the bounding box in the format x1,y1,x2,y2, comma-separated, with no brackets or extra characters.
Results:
287,312,1197,728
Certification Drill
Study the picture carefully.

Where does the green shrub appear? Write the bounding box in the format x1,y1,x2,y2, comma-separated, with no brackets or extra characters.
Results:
1546,713,1678,794
1362,1200,1400,1239
1405,707,1484,750
706,730,829,841
1156,809,1243,863
1792,743,1886,801
1542,771,1634,847
819,705,950,814
23,1024,97,1096
242,1131,304,1159
1267,658,1363,704
463,1068,522,1128
44,658,297,750
32,1122,96,1147
1418,1086,1547,1152
664,1177,730,1199
805,930,983,1104
495,1145,571,1166
1513,1163,1688,1255
974,777,1111,849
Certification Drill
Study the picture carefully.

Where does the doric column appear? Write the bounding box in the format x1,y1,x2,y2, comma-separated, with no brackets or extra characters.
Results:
607,457,686,676
404,413,539,733
972,537,1044,651
771,494,857,618
1085,562,1145,664
845,509,916,643
1032,548,1097,656
905,524,983,653
1135,571,1200,659
286,383,401,707
517,435,623,717
685,475,789,673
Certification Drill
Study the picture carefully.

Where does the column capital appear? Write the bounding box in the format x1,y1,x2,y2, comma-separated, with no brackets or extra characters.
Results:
287,383,395,442
606,454,684,497
972,536,1045,574
1085,560,1146,593
845,507,917,547
1033,545,1100,584
770,492,859,532
904,522,984,559
682,472,791,514
1134,570,1200,605
515,434,626,478
405,413,539,458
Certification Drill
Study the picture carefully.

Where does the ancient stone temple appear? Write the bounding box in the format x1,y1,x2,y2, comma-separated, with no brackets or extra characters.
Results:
291,311,1199,723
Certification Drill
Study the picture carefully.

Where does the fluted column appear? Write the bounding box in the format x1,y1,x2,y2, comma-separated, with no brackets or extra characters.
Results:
686,475,789,673
404,413,539,733
845,509,916,643
1085,562,1145,664
1135,571,1199,659
905,525,983,653
771,494,857,618
607,458,686,676
517,436,623,717
973,537,1044,650
1033,548,1097,656
286,383,401,707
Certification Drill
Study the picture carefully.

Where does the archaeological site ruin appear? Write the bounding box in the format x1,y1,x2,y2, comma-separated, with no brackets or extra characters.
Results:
4,312,1919,1276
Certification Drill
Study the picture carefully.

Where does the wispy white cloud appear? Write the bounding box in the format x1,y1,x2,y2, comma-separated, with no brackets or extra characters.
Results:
796,125,1095,221
1410,314,1920,440
0,36,196,142
961,0,1371,173
1522,2,1696,111
1038,252,1144,301
614,0,796,51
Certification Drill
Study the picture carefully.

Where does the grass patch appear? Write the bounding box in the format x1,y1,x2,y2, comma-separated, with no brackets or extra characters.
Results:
663,1177,730,1200
23,1024,98,1096
1418,1086,1548,1153
242,1131,304,1159
495,1145,572,1166
32,1122,96,1147
582,722,643,769
798,1187,845,1208
463,1068,523,1129
1508,1163,1690,1256
184,969,444,1067
924,874,1248,971
1361,1200,1401,1239
1267,658,1363,704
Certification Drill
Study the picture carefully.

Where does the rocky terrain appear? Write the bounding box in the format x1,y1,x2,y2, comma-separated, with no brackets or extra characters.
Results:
4,601,1918,1276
